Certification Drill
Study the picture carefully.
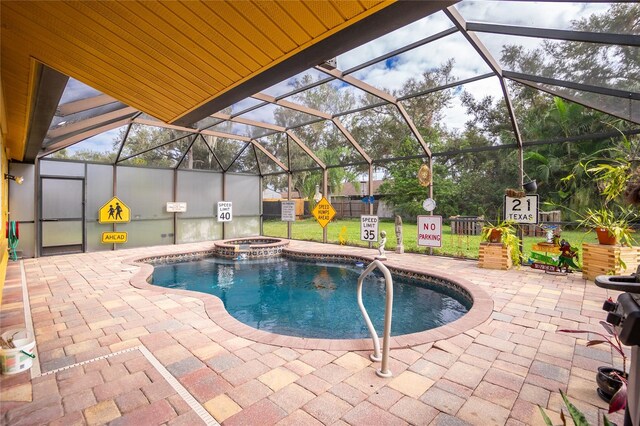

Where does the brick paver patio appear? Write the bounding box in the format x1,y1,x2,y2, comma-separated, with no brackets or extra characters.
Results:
0,240,627,425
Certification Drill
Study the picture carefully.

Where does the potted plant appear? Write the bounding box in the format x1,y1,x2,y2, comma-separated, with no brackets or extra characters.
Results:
577,206,636,246
559,318,628,412
481,219,522,266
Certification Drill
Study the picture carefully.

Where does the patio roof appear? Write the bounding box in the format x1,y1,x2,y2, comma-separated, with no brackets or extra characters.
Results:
3,1,638,174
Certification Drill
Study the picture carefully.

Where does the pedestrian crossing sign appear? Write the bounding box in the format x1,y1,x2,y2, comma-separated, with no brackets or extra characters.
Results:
98,196,131,224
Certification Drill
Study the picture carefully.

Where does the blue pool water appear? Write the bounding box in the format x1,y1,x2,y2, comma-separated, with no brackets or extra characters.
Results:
151,257,470,339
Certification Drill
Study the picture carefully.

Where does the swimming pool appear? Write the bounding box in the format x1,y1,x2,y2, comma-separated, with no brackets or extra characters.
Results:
151,256,471,339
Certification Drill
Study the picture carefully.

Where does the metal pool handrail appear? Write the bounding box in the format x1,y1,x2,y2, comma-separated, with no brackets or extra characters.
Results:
357,259,393,378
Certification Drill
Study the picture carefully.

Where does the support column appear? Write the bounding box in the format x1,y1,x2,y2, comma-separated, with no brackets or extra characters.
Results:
222,172,226,240
173,169,177,245
368,163,374,249
323,168,328,244
287,172,292,240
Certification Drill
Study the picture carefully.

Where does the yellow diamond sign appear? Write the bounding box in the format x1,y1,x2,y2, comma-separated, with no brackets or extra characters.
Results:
98,196,131,224
311,197,336,228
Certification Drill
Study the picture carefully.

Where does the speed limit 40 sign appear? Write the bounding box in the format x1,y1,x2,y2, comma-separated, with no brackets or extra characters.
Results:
360,215,379,242
217,201,232,222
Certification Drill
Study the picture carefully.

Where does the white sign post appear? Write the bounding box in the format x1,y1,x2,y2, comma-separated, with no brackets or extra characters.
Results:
360,215,379,242
504,195,539,224
417,215,442,247
217,201,232,222
281,201,296,222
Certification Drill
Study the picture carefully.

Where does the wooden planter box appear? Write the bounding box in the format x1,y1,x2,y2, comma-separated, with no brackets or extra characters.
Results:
479,242,512,270
582,243,640,281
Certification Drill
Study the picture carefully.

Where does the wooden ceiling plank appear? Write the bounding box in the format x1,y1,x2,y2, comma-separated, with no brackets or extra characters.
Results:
87,2,230,89
276,1,327,38
79,2,227,92
111,1,240,90
159,2,255,76
6,4,192,117
232,1,296,53
33,3,203,106
309,1,352,29
253,2,310,45
209,1,283,60
198,3,272,67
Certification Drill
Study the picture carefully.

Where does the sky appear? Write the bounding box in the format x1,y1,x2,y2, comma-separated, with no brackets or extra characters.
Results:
52,1,615,159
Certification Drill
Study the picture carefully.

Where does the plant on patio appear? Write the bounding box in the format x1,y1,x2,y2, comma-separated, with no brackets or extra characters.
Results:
481,219,523,266
539,389,616,426
558,318,628,414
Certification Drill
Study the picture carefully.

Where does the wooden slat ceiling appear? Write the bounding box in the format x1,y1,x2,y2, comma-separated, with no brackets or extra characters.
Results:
1,0,453,160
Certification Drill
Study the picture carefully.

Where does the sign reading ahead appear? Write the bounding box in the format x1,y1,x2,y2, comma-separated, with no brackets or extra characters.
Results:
360,215,379,242
166,202,187,213
311,197,336,228
281,201,296,222
417,215,442,247
217,201,232,222
98,197,130,224
101,232,127,244
504,195,538,224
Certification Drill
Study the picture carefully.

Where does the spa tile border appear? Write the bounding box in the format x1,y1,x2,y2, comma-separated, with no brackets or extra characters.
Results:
126,242,493,351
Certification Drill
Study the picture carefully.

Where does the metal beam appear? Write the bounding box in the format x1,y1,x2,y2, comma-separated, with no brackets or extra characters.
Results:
251,139,288,172
39,118,131,157
317,67,396,103
200,134,225,171
444,6,502,75
344,27,459,75
509,77,640,125
23,65,69,162
445,6,524,148
117,133,191,163
467,22,640,47
252,93,332,120
47,107,138,140
318,67,432,156
175,134,198,169
211,112,285,132
395,103,432,157
286,131,326,169
398,73,494,101
331,118,371,164
224,142,250,172
173,1,457,126
57,94,120,116
504,71,640,101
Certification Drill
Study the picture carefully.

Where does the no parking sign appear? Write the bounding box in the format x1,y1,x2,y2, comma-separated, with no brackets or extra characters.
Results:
417,215,442,247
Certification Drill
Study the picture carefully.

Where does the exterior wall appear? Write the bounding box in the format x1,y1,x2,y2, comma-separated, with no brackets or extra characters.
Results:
8,160,262,257
0,137,7,303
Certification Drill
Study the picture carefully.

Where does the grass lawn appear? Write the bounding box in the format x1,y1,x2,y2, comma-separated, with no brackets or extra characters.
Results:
263,218,598,261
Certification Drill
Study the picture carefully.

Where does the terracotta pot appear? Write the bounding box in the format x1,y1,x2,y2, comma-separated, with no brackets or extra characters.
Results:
595,227,617,245
489,229,502,243
596,366,627,402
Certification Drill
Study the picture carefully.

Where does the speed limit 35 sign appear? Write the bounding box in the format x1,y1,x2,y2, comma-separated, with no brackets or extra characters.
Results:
360,215,379,242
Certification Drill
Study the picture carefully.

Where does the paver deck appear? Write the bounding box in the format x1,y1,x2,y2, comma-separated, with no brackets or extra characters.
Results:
0,240,628,425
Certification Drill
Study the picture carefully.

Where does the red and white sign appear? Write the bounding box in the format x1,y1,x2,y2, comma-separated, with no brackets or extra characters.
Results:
417,215,442,247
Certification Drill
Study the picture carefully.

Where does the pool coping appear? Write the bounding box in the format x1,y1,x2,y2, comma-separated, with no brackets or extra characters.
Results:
125,240,494,351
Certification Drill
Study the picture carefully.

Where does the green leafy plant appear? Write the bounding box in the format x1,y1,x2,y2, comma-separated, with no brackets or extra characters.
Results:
577,205,637,247
559,319,628,414
539,389,615,426
481,219,523,266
